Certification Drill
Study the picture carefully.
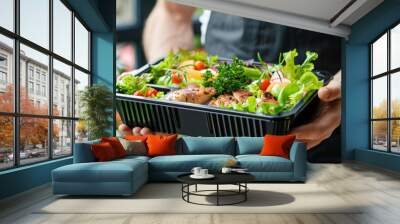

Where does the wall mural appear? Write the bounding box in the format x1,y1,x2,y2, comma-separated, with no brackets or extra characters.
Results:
115,6,342,163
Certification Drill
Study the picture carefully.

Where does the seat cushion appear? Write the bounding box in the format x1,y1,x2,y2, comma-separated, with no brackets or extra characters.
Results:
180,137,235,155
114,155,150,164
52,158,147,183
236,155,293,172
236,137,263,155
149,154,235,172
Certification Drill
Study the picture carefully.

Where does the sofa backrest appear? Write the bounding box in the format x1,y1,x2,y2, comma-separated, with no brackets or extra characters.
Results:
179,137,236,155
235,137,264,155
73,139,100,163
74,136,269,160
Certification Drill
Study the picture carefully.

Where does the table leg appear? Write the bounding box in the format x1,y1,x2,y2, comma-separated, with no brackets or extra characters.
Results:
187,184,190,202
181,184,183,199
195,184,198,192
217,184,219,206
245,183,247,201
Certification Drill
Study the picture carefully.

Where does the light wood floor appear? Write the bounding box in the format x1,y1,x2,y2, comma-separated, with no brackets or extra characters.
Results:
1,162,400,224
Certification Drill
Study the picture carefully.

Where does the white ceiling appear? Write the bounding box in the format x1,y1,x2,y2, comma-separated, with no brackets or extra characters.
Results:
170,0,384,38
226,0,352,21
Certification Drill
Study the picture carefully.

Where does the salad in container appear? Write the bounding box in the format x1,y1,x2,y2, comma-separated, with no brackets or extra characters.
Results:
116,49,330,135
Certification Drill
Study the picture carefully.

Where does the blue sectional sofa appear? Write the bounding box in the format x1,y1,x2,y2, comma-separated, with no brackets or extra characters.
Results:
52,137,306,196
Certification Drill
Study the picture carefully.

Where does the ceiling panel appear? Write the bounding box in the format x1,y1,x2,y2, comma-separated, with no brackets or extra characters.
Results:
170,0,383,38
226,0,352,21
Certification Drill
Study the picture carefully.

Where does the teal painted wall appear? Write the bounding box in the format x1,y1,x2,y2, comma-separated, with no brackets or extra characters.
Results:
0,158,72,199
344,0,400,171
91,0,116,136
0,0,116,200
355,149,400,172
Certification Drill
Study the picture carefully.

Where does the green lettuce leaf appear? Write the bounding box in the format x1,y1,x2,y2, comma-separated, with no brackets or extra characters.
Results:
287,85,305,108
280,49,319,83
244,96,257,113
156,75,171,86
232,103,244,111
281,49,301,81
257,102,283,115
278,82,301,106
299,71,323,92
116,74,148,94
246,80,260,95
301,51,318,72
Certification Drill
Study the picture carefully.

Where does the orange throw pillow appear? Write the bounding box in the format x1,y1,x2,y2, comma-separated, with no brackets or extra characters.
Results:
101,137,126,158
91,142,117,162
146,134,177,157
124,135,148,143
259,134,296,159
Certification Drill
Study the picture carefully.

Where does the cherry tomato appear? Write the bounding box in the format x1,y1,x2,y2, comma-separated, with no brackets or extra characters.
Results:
133,91,143,96
171,72,183,84
145,88,158,97
194,61,206,70
260,79,270,91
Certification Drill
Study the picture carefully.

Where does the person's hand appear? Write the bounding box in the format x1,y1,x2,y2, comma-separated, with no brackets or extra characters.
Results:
290,71,341,149
143,0,195,62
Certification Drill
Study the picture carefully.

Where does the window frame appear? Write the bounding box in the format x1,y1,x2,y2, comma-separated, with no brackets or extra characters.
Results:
370,20,400,154
0,0,92,171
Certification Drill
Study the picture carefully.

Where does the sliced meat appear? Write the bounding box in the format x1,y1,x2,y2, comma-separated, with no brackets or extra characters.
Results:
209,94,238,107
232,90,252,103
259,92,278,104
165,87,216,104
192,87,216,104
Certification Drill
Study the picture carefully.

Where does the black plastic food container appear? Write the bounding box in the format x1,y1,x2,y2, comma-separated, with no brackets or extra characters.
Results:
116,59,331,137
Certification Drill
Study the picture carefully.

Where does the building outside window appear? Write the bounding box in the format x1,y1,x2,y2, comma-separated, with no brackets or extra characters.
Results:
41,73,46,83
0,0,91,170
28,66,34,80
28,81,34,94
35,70,40,81
41,85,46,97
35,83,40,95
0,71,6,85
371,22,400,154
0,55,7,67
0,54,7,90
54,89,58,104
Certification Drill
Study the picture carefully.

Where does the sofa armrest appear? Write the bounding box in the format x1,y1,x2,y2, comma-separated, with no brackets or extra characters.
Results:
289,141,307,181
73,140,100,163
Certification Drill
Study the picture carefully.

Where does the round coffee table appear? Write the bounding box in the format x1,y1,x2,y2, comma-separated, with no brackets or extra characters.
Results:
177,173,255,206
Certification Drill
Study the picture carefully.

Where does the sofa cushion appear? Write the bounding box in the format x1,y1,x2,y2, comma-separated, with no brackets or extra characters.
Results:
101,137,127,158
236,137,263,155
115,155,150,163
236,155,293,172
147,134,177,157
260,134,296,159
180,137,235,155
149,154,235,172
53,158,147,183
119,138,147,156
124,135,148,142
91,142,118,162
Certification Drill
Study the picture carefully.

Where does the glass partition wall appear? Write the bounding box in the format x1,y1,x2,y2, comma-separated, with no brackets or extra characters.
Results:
370,22,400,154
0,0,91,170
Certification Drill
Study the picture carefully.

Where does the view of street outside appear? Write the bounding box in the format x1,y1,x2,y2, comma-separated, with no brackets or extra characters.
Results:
371,26,400,154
